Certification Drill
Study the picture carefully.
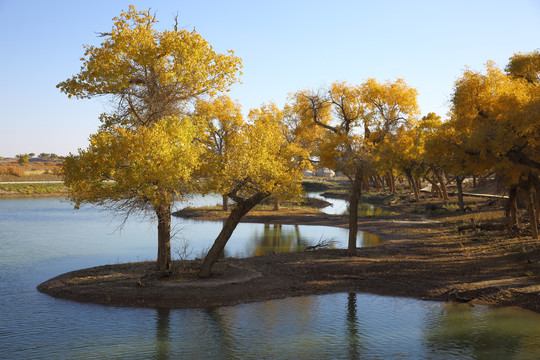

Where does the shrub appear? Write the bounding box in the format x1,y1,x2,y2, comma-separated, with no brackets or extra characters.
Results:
0,165,25,177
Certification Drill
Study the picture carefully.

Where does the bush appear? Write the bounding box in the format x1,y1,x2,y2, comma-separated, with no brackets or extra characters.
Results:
0,165,24,177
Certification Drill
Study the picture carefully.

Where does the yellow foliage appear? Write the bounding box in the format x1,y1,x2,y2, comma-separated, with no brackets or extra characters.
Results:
451,60,540,185
212,103,310,201
57,6,242,126
63,116,203,210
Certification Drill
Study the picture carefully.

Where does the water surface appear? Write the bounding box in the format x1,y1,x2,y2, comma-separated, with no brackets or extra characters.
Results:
1,197,540,359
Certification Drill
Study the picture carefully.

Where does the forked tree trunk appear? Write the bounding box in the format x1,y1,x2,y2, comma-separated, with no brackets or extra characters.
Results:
199,191,270,277
406,173,420,202
347,167,363,256
426,178,442,198
155,203,172,273
433,168,449,201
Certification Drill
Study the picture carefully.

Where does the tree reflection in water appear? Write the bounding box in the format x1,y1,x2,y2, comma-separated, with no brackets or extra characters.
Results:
155,308,170,360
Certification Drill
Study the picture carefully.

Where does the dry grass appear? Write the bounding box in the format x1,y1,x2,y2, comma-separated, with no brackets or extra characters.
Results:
0,161,62,181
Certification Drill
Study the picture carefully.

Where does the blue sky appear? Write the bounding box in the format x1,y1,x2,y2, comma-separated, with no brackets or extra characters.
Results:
0,0,539,157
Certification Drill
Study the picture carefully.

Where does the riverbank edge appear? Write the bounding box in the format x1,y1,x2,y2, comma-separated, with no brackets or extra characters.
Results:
37,209,540,313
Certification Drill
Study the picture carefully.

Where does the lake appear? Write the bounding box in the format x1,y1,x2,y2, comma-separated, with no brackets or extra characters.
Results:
1,196,540,359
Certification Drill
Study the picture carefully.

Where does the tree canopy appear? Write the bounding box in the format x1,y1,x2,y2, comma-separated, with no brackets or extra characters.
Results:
60,6,242,272
289,79,419,255
57,5,242,127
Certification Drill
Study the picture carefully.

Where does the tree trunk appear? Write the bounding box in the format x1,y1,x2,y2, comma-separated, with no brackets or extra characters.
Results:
456,176,465,212
363,177,369,192
406,173,420,202
526,190,538,239
426,177,441,198
378,175,385,192
534,190,540,224
506,185,519,227
388,171,396,194
155,203,172,273
347,167,363,256
273,198,280,211
434,168,449,200
374,176,381,192
199,191,270,277
222,195,229,211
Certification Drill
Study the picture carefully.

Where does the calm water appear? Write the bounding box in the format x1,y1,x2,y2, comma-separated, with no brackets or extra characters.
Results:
306,192,394,216
1,197,540,359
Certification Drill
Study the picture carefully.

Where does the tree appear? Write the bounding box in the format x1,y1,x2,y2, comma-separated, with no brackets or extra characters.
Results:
16,154,29,165
59,6,242,271
193,95,244,211
291,79,418,255
377,125,425,202
417,113,449,201
424,121,474,212
63,117,203,272
57,5,242,128
505,49,540,85
451,59,540,236
198,103,310,277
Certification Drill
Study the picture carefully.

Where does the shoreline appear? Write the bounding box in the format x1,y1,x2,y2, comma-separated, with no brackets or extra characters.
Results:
37,208,540,313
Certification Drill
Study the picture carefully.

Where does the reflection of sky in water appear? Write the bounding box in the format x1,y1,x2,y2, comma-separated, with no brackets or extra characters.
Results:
305,192,394,216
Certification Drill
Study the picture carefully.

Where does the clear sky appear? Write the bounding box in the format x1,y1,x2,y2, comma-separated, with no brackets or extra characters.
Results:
0,0,539,157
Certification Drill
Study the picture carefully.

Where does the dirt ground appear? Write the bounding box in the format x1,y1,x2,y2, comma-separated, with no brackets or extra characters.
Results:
37,194,540,313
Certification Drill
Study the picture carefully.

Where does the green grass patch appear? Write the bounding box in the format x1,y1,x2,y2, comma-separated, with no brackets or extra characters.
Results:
0,183,67,195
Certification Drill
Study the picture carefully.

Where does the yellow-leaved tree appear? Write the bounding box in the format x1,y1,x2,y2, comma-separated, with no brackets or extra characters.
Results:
57,5,242,127
193,95,244,211
198,103,311,277
59,6,242,272
63,117,203,272
451,57,540,237
290,79,418,255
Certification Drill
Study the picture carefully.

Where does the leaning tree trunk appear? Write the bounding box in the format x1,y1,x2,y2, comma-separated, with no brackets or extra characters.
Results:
199,191,270,277
155,203,172,273
347,167,363,256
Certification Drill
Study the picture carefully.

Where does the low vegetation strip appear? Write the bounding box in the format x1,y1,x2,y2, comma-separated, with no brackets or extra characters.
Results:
0,182,67,196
